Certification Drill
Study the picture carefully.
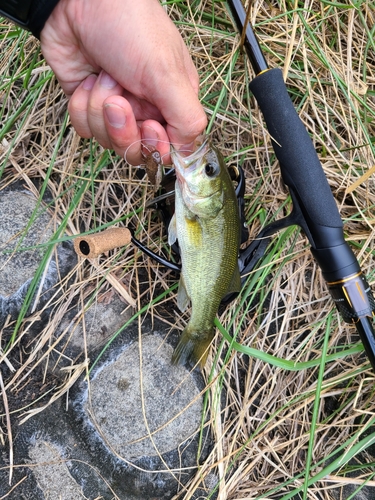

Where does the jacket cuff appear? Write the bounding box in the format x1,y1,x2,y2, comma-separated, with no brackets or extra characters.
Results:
0,0,61,39
29,0,61,39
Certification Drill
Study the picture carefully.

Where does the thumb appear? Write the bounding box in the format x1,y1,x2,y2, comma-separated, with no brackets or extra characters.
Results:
158,80,207,150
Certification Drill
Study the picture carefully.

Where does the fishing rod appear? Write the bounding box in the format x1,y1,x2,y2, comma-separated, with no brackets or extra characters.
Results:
226,0,375,370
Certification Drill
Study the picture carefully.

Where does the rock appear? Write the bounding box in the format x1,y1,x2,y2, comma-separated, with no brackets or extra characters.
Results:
0,191,53,297
66,327,210,499
0,186,77,325
86,334,203,459
28,439,86,500
56,293,132,355
0,184,212,499
0,313,212,499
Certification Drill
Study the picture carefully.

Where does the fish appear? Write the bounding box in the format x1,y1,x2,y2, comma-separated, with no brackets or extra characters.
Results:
168,135,241,368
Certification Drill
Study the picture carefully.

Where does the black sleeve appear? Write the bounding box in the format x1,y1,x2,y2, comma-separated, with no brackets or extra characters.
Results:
0,0,60,39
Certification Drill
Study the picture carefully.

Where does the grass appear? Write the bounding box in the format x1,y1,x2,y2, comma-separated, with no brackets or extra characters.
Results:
1,0,375,498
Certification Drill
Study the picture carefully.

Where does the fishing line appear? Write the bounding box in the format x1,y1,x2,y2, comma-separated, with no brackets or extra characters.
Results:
123,138,194,164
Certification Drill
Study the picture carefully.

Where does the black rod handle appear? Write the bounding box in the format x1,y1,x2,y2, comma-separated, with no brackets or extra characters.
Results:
250,71,342,245
249,69,375,366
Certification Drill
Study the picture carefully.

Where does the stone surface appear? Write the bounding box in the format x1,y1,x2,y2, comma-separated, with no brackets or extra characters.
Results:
87,334,203,459
0,190,54,296
28,440,86,500
0,184,212,499
0,309,210,499
0,186,77,324
64,326,210,499
57,293,130,353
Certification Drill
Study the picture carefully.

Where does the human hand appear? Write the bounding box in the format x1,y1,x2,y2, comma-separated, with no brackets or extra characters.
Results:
40,0,207,164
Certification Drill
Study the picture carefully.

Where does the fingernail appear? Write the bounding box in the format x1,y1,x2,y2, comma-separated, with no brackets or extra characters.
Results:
142,125,159,147
100,71,118,89
82,74,97,91
104,103,126,128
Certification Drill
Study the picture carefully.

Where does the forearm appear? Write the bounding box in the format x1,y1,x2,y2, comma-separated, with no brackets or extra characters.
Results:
0,0,60,38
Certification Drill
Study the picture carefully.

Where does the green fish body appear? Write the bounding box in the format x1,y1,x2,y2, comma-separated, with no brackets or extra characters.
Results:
169,136,241,367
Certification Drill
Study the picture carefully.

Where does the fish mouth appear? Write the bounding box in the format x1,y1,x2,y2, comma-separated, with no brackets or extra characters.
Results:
171,134,210,170
171,134,210,189
171,135,221,202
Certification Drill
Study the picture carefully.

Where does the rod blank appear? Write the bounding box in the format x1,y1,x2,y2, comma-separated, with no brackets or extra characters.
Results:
227,0,268,75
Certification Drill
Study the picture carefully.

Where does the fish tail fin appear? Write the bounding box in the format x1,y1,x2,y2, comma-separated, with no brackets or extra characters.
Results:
172,326,214,369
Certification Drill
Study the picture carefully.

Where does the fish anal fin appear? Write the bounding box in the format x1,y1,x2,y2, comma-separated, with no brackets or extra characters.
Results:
177,274,190,312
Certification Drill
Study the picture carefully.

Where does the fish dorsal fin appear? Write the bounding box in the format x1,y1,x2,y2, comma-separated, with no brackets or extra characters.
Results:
177,274,190,312
226,265,241,296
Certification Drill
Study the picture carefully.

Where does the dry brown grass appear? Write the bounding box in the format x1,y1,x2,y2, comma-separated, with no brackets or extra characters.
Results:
1,1,375,498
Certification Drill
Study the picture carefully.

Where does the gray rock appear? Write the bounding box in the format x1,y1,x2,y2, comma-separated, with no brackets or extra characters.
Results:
66,328,210,499
28,439,86,500
56,293,132,355
0,185,212,499
86,334,203,459
0,314,212,500
0,187,77,325
0,191,53,297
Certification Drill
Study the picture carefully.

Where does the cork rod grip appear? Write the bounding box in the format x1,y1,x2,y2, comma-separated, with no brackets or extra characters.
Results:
74,227,131,259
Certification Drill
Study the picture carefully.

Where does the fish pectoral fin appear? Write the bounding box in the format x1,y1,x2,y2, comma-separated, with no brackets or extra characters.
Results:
226,265,242,295
168,213,177,246
177,274,190,312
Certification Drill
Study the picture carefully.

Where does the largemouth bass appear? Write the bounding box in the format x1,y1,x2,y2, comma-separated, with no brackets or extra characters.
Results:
169,136,241,368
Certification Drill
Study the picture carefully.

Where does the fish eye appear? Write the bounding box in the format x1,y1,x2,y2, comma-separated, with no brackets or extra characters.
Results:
204,162,217,177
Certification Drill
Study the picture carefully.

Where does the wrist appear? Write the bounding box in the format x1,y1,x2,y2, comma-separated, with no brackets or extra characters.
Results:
0,0,61,38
